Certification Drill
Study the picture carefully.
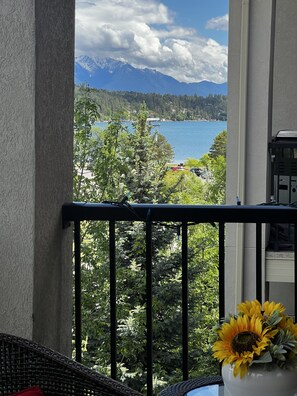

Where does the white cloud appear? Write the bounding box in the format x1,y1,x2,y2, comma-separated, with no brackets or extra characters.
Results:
205,14,229,31
75,0,228,83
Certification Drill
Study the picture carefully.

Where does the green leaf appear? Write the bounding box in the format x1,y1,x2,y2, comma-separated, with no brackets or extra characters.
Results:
265,310,283,326
251,351,272,364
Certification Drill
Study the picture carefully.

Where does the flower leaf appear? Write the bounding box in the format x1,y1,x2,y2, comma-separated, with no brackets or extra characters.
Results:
275,329,297,351
265,310,282,326
251,351,272,364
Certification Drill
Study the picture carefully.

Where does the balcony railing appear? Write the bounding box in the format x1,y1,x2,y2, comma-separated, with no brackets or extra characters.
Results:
62,202,297,395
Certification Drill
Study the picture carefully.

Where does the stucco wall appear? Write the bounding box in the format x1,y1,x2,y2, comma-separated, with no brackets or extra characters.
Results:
33,0,74,354
0,0,74,354
0,0,36,340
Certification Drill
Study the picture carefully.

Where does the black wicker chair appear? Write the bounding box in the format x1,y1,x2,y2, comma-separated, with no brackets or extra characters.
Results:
0,333,142,396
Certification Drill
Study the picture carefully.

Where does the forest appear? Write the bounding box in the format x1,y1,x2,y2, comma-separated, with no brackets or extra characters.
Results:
73,86,227,394
75,85,227,121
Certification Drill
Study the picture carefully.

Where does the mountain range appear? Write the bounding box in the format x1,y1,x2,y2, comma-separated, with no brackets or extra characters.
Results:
75,56,227,97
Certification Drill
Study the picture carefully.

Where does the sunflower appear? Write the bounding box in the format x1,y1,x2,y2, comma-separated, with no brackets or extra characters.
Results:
212,314,277,378
237,300,286,321
237,300,262,318
279,316,297,340
262,300,286,317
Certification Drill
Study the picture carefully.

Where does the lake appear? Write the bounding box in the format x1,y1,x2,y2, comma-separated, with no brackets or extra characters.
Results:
96,120,227,163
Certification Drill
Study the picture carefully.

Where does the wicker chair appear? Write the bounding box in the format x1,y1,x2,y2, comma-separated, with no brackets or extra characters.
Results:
0,333,142,396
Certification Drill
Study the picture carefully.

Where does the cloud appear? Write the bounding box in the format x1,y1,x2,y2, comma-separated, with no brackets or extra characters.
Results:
75,0,228,83
205,14,229,31
76,1,96,8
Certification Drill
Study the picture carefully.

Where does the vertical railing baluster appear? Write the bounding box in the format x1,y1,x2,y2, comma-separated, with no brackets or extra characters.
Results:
74,220,82,363
256,222,262,302
294,223,297,322
146,220,153,396
109,220,117,380
219,222,225,321
181,222,189,381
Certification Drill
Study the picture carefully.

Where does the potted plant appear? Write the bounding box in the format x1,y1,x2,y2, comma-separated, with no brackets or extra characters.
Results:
213,300,297,396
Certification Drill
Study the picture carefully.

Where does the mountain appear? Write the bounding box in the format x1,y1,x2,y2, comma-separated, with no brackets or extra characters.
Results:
75,56,227,97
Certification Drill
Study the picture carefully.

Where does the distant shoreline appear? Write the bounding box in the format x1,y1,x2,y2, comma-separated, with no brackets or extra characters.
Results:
101,119,226,123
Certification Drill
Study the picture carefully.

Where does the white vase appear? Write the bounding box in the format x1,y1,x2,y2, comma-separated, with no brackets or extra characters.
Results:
222,364,297,396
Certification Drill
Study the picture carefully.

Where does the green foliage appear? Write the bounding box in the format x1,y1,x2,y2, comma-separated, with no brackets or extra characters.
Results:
192,130,227,204
124,102,173,203
75,84,227,121
184,158,201,168
73,93,227,394
209,130,227,158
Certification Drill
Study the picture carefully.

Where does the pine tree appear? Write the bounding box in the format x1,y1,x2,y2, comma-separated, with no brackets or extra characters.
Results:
73,91,223,394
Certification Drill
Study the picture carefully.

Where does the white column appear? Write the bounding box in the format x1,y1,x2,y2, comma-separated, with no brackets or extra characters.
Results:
226,0,274,311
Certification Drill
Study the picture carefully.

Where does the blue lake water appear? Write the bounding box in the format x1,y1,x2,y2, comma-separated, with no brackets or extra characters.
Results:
96,120,227,163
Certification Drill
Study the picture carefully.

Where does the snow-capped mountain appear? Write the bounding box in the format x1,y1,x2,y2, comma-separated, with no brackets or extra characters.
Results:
75,56,227,97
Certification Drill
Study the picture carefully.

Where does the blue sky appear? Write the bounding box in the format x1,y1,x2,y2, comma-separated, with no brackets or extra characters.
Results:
160,0,228,45
75,0,228,83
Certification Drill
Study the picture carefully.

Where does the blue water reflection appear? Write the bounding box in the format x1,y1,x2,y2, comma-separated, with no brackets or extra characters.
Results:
186,384,223,395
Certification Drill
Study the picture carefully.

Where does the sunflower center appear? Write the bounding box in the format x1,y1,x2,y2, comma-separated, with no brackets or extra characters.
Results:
231,331,259,354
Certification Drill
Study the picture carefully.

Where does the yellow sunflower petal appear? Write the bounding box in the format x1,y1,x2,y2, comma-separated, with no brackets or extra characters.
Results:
233,359,249,378
237,300,262,318
263,300,286,316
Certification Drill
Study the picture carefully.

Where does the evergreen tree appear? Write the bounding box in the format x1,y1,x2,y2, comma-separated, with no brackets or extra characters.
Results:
73,91,225,394
209,130,227,159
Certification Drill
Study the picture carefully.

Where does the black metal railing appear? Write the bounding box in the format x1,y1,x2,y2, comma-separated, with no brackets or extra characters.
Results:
62,202,297,395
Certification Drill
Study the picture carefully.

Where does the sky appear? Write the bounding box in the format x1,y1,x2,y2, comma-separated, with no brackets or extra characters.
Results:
75,0,228,84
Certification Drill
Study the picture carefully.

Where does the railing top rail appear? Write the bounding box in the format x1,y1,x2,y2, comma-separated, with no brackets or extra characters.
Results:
62,202,297,224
